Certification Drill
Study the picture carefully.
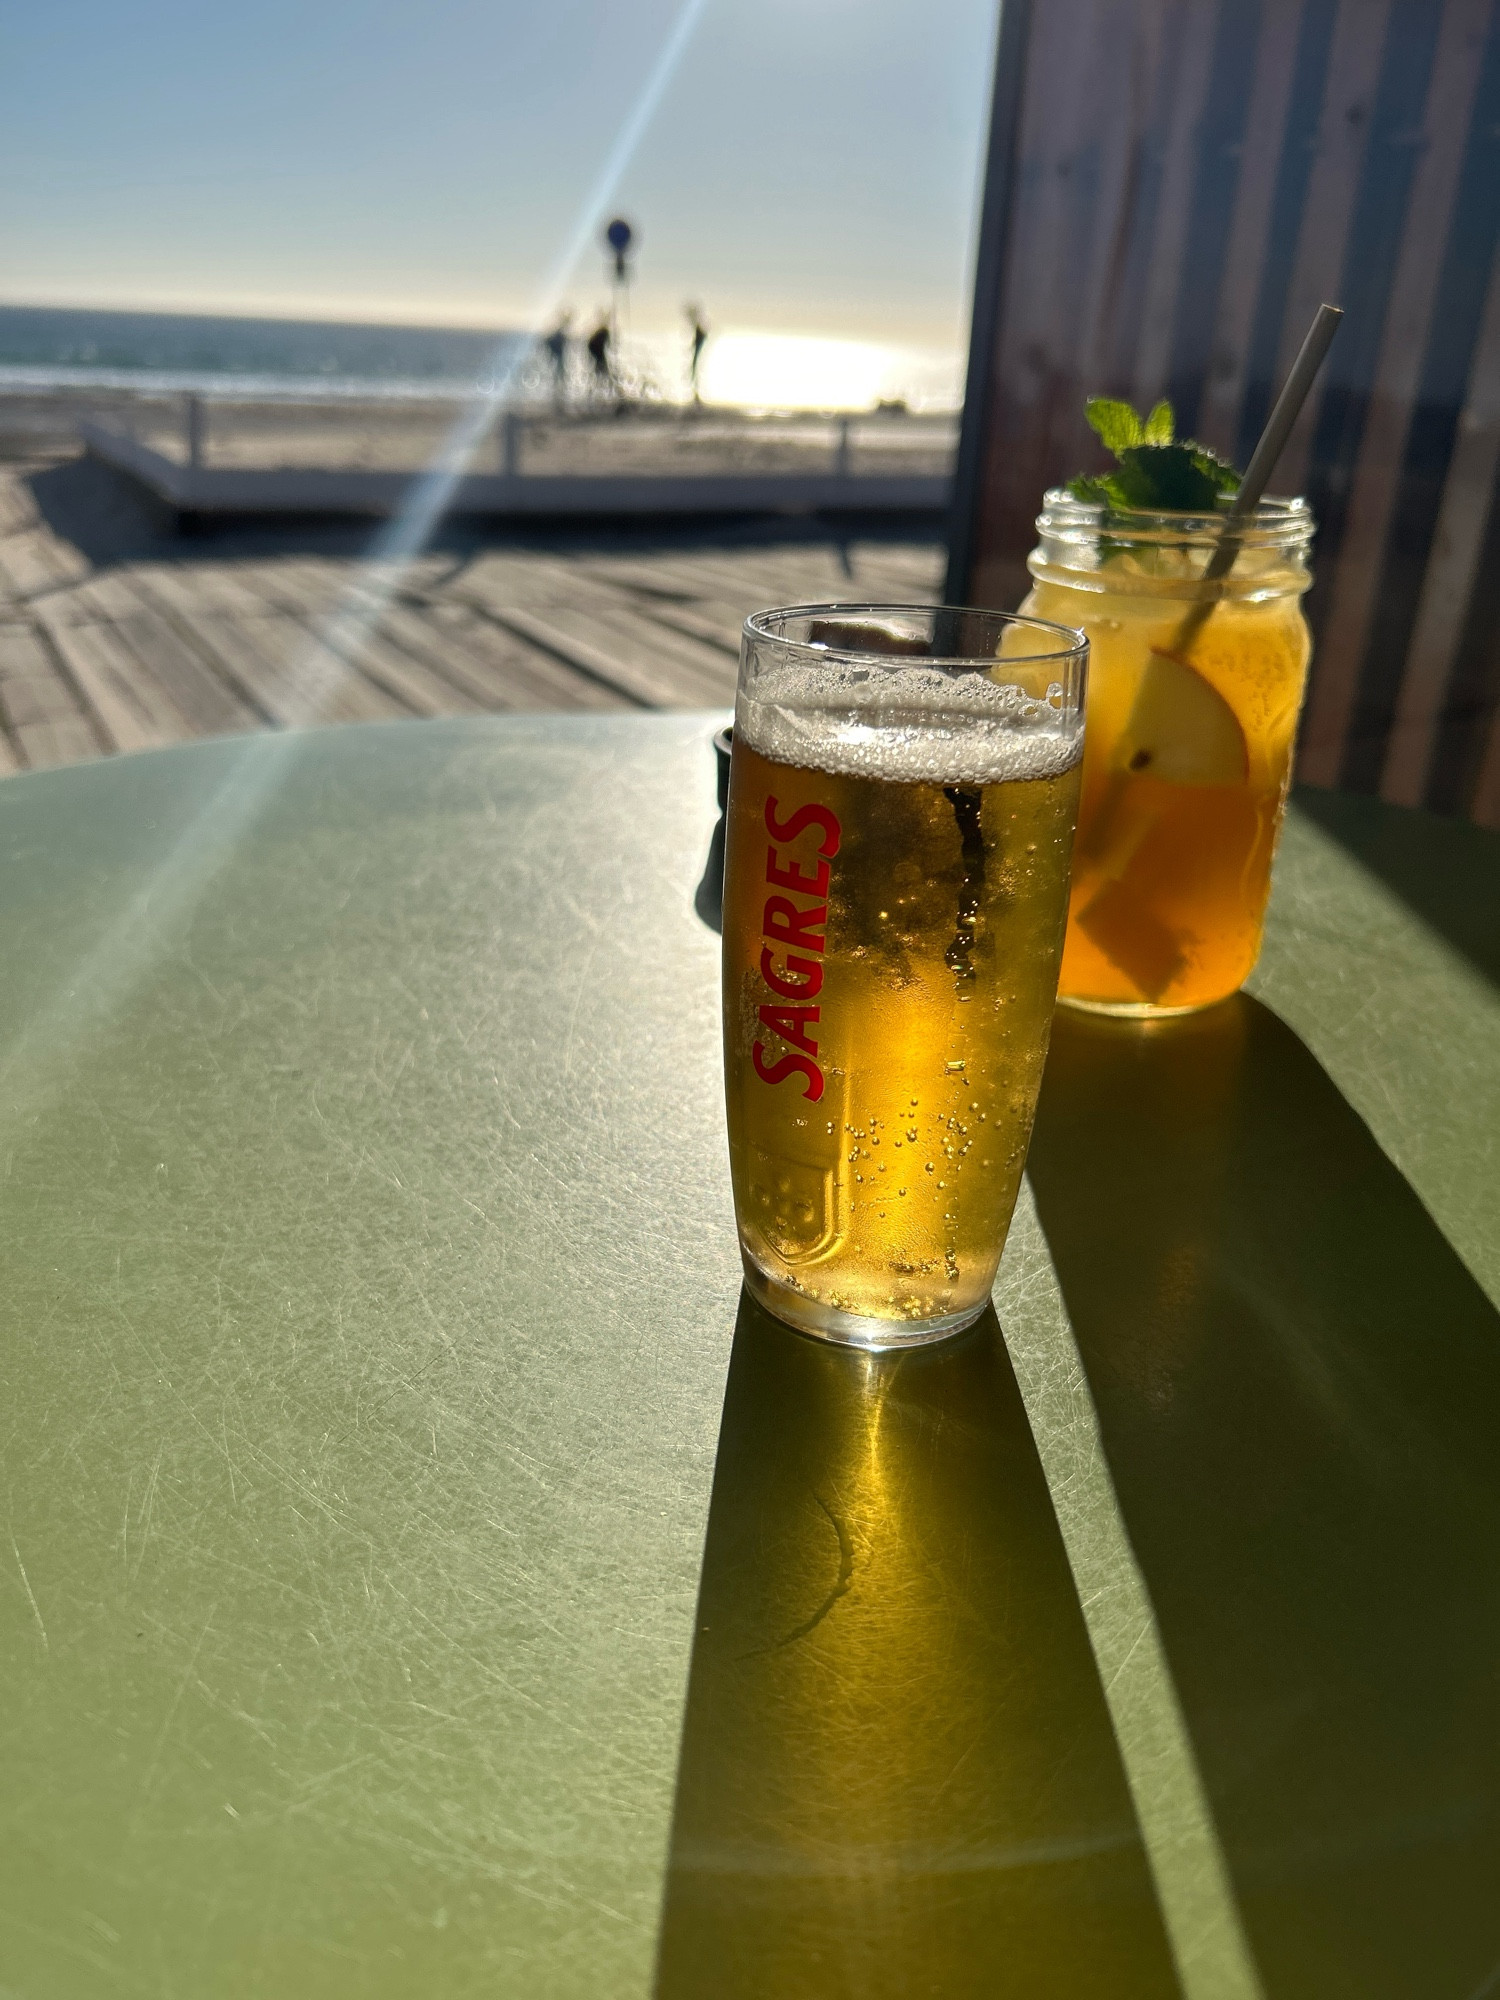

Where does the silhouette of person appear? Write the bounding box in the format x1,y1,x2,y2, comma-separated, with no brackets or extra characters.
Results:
542,311,572,404
586,320,612,395
685,302,709,402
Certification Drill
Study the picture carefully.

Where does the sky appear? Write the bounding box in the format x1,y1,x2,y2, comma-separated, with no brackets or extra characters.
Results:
0,0,1000,387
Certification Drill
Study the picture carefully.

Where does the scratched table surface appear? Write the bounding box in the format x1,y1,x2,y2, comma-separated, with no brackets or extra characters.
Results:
0,714,1496,2000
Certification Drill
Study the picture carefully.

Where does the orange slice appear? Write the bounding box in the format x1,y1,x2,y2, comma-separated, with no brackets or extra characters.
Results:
1115,649,1248,786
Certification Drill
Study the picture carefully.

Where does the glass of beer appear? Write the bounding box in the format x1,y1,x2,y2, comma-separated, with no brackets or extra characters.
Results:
1020,491,1314,1015
722,605,1087,1348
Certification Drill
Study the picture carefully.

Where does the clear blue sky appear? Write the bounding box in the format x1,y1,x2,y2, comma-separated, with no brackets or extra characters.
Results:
0,0,999,355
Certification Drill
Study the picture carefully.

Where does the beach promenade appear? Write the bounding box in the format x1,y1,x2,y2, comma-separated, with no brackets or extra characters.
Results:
0,452,942,775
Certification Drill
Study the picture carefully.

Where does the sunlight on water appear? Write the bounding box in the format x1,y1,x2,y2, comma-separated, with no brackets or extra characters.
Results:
698,331,960,412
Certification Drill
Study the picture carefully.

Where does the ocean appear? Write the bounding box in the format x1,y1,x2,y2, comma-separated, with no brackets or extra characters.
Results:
0,305,963,414
0,305,529,401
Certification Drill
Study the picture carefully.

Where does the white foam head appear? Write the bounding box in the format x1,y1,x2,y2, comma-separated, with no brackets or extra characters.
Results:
736,658,1082,785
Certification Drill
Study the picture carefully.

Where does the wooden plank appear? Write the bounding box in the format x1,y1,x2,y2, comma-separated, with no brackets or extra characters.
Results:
315,609,485,719
201,615,409,727
581,549,804,615
0,622,104,775
1473,687,1500,828
337,594,550,715
0,529,90,603
438,549,639,619
30,603,193,754
128,559,286,621
61,566,259,739
238,556,349,622
592,607,738,702
12,717,103,771
0,622,63,690
520,602,733,706
128,577,405,728
1274,0,1397,498
634,603,741,658
422,602,631,713
1197,0,1308,458
1130,4,1221,399
1299,0,1491,787
108,611,261,739
1383,208,1500,805
0,475,38,538
484,609,664,708
570,556,704,603
248,565,485,718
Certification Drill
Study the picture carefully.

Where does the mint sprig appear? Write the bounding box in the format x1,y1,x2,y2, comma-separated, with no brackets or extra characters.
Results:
1068,398,1240,513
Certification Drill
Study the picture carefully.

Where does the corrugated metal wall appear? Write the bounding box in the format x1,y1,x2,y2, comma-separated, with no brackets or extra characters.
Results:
949,0,1500,827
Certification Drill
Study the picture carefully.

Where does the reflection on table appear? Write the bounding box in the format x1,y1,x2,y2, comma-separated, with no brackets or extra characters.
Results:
656,1291,1179,1999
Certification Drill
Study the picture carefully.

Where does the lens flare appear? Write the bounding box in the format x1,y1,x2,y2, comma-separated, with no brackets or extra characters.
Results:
0,0,715,1130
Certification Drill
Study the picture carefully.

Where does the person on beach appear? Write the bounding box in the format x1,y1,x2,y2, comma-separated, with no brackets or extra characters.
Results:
586,319,613,398
542,312,572,406
685,303,709,402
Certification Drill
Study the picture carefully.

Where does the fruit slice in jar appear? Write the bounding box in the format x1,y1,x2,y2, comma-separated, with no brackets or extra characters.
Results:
1071,650,1249,1001
1115,648,1249,786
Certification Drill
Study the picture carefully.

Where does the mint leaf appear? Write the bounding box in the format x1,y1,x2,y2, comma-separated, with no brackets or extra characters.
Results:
1188,444,1240,495
1113,444,1226,511
1083,398,1144,455
1069,395,1242,511
1142,399,1174,444
1066,473,1116,505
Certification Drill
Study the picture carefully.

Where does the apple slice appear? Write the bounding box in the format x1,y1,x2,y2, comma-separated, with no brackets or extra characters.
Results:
1115,649,1248,786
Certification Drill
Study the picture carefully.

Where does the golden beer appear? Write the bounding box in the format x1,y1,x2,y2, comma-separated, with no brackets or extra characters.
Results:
1021,492,1313,1014
722,608,1085,1346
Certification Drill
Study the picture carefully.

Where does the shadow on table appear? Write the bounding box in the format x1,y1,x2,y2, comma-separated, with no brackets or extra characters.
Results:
692,815,725,935
1026,996,1500,2000
654,1290,1180,2000
1292,785,1500,991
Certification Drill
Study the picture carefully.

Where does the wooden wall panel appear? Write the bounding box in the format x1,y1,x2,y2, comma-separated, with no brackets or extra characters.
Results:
949,0,1500,826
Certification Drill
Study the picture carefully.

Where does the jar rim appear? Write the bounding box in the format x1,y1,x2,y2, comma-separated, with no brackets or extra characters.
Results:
1037,486,1314,545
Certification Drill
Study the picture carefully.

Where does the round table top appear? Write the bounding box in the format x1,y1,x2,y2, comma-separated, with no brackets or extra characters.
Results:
0,714,1496,1999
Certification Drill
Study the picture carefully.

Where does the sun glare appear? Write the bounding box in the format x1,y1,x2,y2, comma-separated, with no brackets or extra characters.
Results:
699,332,900,412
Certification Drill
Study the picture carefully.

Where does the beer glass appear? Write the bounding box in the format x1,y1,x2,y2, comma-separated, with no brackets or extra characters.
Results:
722,604,1087,1348
1020,491,1314,1015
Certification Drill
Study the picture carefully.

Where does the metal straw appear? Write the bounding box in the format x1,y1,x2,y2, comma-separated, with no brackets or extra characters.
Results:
1170,301,1343,655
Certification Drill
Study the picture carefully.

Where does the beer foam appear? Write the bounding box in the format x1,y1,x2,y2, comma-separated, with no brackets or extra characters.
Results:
736,660,1082,786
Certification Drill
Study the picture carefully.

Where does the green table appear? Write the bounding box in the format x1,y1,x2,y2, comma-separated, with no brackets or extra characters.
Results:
0,716,1495,1999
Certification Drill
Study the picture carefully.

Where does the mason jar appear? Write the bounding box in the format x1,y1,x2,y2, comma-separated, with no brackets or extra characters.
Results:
1020,490,1314,1015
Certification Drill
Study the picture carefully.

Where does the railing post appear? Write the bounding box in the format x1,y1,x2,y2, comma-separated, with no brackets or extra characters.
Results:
834,416,852,478
502,411,522,478
185,393,204,468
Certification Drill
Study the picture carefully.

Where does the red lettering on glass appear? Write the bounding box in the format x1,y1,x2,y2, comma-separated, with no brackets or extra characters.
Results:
753,1042,824,1101
757,1004,820,1056
765,797,842,857
759,947,824,999
766,848,831,897
763,896,827,952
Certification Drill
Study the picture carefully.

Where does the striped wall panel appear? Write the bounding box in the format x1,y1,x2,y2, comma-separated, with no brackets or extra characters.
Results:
948,0,1500,827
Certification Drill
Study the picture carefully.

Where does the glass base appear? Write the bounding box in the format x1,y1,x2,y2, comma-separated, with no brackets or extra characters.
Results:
1056,989,1241,1021
742,1256,987,1351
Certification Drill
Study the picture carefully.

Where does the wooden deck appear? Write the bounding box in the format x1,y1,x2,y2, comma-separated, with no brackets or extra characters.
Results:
0,455,944,776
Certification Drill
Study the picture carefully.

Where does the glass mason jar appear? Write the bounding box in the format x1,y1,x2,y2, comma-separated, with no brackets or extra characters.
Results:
1020,491,1314,1016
